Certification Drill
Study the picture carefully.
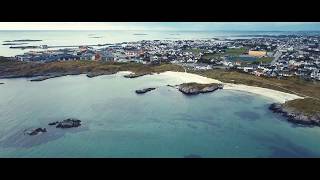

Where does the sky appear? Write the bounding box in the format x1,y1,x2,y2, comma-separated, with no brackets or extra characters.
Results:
0,22,320,31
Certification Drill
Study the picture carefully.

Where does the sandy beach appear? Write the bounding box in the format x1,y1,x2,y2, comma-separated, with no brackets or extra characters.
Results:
156,71,303,103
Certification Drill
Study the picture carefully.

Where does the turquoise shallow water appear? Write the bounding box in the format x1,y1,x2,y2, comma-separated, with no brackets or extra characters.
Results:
0,73,320,157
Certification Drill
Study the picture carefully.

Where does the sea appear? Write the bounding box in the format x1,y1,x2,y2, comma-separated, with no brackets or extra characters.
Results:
1,30,320,157
1,73,320,157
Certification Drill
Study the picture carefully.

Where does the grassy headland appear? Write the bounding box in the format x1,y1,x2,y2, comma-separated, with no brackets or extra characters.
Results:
193,69,320,116
0,58,184,78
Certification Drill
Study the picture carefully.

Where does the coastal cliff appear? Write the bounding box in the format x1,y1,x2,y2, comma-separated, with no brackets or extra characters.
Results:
269,99,320,127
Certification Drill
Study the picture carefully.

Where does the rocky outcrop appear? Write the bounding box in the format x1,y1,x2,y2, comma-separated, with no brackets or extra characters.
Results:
167,84,177,88
24,128,47,136
135,87,156,94
86,71,116,78
178,83,223,95
269,103,320,126
124,73,149,78
49,118,82,129
48,121,59,126
30,75,64,81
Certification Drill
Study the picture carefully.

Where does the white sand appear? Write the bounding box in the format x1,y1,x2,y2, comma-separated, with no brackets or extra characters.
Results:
157,71,222,84
223,83,303,103
116,71,302,103
157,71,303,103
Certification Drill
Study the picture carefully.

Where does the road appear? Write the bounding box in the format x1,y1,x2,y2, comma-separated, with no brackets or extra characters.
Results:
271,46,284,66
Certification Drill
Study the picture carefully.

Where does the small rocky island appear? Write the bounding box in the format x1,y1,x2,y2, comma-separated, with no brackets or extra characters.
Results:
269,103,320,126
24,128,47,136
0,82,4,85
178,82,223,95
49,118,82,128
23,118,82,137
135,87,156,94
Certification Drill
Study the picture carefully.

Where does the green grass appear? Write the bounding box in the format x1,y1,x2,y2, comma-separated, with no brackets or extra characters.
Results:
193,69,320,116
201,53,221,60
284,98,320,116
252,57,274,64
0,59,184,78
224,47,248,56
201,47,248,61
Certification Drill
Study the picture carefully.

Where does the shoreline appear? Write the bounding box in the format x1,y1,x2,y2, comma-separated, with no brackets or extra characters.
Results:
0,70,303,103
154,71,303,103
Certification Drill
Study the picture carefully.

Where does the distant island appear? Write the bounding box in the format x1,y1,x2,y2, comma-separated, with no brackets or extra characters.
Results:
3,39,42,42
2,43,28,46
133,33,148,35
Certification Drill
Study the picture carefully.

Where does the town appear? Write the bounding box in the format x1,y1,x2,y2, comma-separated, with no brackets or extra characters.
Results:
12,34,320,81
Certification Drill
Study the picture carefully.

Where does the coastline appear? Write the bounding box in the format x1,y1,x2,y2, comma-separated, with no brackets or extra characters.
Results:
0,69,304,103
154,71,303,103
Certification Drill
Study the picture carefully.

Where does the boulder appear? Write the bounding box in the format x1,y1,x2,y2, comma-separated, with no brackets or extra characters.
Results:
55,118,81,129
48,121,59,126
268,103,283,113
124,73,148,78
135,87,156,94
24,128,47,136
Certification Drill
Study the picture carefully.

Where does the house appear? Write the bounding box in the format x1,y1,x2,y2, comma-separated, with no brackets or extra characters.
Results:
234,61,242,66
311,69,320,80
150,56,159,62
243,67,254,73
92,53,102,61
125,49,144,58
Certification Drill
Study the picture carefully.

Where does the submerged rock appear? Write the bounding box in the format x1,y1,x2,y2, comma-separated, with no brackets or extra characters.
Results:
268,103,283,113
135,87,156,94
124,73,148,78
54,118,82,129
30,74,64,81
167,84,177,88
178,83,223,95
24,128,47,136
86,71,116,78
269,103,320,127
48,121,59,126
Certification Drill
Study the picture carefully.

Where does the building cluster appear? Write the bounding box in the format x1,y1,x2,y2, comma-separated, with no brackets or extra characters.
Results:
13,34,320,81
231,35,320,80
